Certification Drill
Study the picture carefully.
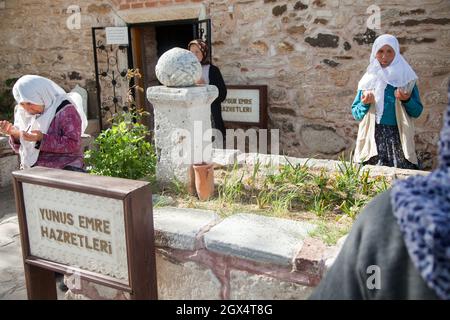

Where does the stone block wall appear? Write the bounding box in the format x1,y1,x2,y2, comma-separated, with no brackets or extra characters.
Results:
0,137,19,187
207,0,450,168
0,0,124,125
0,0,121,91
0,155,19,188
1,0,449,167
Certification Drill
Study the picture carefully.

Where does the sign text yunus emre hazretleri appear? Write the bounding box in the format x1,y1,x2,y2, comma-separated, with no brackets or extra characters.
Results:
39,208,113,255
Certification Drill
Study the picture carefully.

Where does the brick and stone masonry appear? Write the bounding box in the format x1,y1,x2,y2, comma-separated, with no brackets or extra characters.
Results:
0,0,449,168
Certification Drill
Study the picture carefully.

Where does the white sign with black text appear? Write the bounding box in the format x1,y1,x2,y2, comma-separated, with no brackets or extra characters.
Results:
23,183,129,284
221,89,260,123
105,27,129,45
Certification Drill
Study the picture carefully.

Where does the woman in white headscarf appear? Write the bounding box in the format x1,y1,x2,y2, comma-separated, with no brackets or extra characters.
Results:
0,75,87,171
310,81,450,300
351,34,424,169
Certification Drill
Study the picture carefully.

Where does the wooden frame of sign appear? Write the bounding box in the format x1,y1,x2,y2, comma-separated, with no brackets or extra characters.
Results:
12,167,157,300
222,85,268,129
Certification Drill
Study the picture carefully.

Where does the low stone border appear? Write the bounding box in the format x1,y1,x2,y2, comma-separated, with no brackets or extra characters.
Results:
211,148,430,180
0,137,19,188
67,207,338,300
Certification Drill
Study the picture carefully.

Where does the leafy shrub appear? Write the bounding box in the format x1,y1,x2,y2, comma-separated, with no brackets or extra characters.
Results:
84,109,156,181
85,69,156,181
0,78,18,122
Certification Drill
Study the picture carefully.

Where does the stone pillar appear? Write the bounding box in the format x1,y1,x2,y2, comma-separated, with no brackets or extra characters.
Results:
146,47,219,187
147,85,218,186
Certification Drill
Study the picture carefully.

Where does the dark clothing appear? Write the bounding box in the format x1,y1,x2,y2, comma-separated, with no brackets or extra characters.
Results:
363,124,419,169
310,190,439,300
209,64,227,143
63,165,87,173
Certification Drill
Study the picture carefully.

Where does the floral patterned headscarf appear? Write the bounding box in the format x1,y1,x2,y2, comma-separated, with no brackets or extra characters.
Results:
391,81,450,300
188,39,209,65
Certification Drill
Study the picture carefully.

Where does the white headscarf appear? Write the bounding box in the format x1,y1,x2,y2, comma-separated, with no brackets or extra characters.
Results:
12,75,88,168
358,34,418,124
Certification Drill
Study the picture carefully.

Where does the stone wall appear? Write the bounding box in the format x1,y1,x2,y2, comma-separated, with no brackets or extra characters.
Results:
0,137,19,188
1,0,449,167
0,0,124,95
0,0,127,124
207,0,450,168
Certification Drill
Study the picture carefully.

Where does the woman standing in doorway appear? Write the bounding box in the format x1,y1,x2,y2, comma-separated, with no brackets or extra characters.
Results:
188,39,227,146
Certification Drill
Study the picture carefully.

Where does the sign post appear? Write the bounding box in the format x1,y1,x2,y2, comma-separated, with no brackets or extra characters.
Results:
13,167,157,300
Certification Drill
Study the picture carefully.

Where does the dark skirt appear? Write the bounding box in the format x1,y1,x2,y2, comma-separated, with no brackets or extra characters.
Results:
364,124,419,170
211,103,226,147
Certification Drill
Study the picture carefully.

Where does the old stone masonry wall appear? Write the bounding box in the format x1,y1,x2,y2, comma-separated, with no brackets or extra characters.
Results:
0,0,449,167
207,0,450,168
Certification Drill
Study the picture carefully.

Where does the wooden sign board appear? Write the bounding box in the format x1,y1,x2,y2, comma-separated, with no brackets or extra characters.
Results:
13,167,157,300
222,85,268,129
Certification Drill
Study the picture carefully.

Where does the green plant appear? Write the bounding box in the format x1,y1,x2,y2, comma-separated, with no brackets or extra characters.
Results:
334,154,364,194
374,175,390,193
0,78,18,122
84,69,156,180
84,109,156,180
339,197,369,219
256,188,270,209
218,163,245,203
309,220,351,246
251,158,261,183
210,153,393,220
168,176,188,196
310,194,331,217
271,188,298,215
272,158,311,186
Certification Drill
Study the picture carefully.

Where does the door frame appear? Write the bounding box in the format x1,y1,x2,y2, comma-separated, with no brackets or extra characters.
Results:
92,19,211,130
91,27,134,130
126,19,212,117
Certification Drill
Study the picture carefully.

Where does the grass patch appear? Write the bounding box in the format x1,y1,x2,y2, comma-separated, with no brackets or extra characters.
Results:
158,156,392,245
308,219,352,246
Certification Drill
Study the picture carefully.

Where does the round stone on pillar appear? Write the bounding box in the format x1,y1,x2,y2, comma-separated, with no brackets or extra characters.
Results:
155,47,202,87
147,48,219,187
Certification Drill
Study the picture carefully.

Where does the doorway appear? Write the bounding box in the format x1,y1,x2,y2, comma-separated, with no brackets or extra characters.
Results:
129,19,211,131
155,24,194,57
91,20,211,130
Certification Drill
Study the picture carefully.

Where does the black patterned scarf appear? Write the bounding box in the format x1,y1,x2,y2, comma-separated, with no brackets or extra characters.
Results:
391,82,450,299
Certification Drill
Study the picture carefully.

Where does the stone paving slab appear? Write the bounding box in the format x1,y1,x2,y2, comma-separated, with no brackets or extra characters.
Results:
0,137,8,150
153,207,220,251
204,213,316,266
0,186,16,221
0,215,67,300
0,155,19,188
0,216,26,300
